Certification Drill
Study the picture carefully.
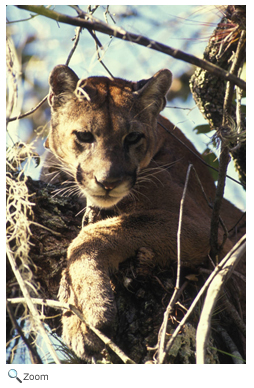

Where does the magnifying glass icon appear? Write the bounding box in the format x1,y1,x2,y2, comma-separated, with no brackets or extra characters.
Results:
8,369,22,383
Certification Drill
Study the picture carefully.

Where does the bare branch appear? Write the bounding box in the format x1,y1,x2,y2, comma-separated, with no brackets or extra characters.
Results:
70,5,114,77
6,35,19,122
7,296,136,364
16,5,246,90
88,30,114,78
155,162,234,363
216,326,245,364
6,247,61,364
156,164,193,363
7,14,82,124
6,301,43,364
221,293,246,337
157,234,246,364
196,239,246,364
7,297,68,310
68,305,136,364
7,95,48,124
65,26,82,67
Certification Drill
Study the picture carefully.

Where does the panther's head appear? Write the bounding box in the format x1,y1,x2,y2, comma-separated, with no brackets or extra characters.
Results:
47,65,172,208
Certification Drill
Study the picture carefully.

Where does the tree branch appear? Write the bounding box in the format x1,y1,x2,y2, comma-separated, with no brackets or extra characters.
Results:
6,301,43,364
69,305,136,364
7,9,82,124
157,234,245,364
196,238,246,364
216,325,245,364
6,246,61,364
16,5,246,90
7,95,48,124
65,26,82,67
156,164,193,363
210,30,246,260
7,296,136,364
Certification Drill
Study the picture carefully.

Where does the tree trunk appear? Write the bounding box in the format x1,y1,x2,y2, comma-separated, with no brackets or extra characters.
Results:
190,5,246,188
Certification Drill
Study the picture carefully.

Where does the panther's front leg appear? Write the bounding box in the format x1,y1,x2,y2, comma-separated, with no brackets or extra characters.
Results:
58,209,216,360
58,252,116,360
58,213,159,360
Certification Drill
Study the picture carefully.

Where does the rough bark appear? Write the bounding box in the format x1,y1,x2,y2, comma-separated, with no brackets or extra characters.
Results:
190,5,246,188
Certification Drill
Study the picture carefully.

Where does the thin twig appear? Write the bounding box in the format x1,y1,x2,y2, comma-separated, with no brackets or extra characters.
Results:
104,5,116,24
156,164,193,363
176,165,193,287
7,15,82,124
88,30,114,78
7,297,69,309
157,121,242,187
6,301,43,364
65,26,82,66
16,5,246,90
6,246,61,364
209,145,230,261
157,234,245,364
7,296,136,364
7,96,48,124
30,221,63,237
68,305,136,364
88,5,114,77
155,162,226,361
196,238,246,364
7,14,38,24
71,5,114,78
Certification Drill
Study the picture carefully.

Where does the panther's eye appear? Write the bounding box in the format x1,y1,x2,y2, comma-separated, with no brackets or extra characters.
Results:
125,132,144,146
74,131,94,144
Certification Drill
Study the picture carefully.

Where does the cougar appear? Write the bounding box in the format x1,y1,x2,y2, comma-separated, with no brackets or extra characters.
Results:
44,65,244,360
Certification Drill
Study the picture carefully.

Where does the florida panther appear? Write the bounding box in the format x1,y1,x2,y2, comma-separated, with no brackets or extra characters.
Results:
45,65,244,360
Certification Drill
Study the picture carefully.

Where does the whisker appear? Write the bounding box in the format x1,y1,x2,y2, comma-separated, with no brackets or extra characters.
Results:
138,174,164,187
61,187,80,196
60,180,77,186
140,160,181,176
126,191,138,206
43,155,75,180
131,188,152,204
52,182,81,198
136,159,183,189
136,178,159,189
45,171,63,184
75,206,87,217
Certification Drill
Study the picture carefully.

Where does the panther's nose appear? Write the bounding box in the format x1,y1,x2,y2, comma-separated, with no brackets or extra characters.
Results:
95,176,122,191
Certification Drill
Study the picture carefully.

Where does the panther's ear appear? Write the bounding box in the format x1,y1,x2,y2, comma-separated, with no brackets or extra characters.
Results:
48,65,79,107
133,69,172,114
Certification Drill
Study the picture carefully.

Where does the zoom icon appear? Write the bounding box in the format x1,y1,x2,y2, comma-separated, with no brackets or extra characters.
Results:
8,369,22,383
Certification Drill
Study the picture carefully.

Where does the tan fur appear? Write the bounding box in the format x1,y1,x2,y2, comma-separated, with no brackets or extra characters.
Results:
46,65,244,359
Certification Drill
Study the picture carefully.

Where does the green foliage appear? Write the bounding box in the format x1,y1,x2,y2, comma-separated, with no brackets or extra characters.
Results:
202,148,219,181
193,124,212,135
